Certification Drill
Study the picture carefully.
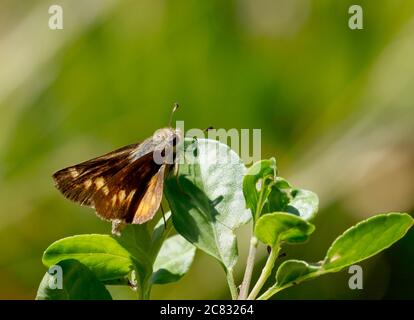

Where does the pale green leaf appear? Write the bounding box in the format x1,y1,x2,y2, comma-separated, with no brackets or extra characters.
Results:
151,235,196,284
165,138,250,270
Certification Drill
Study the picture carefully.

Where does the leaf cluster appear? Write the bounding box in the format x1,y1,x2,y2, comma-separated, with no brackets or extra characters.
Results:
37,139,413,300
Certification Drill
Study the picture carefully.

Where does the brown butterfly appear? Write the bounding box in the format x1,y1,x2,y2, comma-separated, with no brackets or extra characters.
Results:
53,104,183,235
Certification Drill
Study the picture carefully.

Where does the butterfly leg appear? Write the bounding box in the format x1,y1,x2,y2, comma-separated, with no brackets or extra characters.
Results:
174,154,187,196
111,219,126,236
160,203,167,230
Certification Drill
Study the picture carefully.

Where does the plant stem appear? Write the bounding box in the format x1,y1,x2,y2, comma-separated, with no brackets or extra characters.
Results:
140,285,151,300
255,180,267,222
226,269,238,300
239,175,269,299
137,282,145,300
257,269,320,300
238,236,258,299
247,245,280,300
135,274,150,300
257,284,285,300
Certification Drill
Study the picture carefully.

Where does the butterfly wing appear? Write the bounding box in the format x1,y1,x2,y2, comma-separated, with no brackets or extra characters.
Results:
92,152,167,223
132,164,166,224
53,143,140,207
53,141,170,224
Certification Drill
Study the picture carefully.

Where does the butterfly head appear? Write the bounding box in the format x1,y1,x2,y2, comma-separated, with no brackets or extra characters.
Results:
152,127,183,147
151,127,183,165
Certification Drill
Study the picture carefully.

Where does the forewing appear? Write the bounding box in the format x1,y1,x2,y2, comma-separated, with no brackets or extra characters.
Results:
52,143,140,207
53,134,172,225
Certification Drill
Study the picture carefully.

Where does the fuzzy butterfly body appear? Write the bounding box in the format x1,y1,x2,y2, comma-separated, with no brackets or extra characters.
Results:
53,127,182,234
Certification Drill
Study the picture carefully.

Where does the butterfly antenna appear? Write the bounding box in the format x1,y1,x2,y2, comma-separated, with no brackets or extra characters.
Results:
169,102,179,127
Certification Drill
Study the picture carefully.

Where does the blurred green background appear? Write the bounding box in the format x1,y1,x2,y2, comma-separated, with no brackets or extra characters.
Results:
1,0,413,299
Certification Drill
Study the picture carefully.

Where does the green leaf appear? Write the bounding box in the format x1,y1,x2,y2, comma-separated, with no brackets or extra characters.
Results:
165,138,251,270
243,159,318,222
42,234,134,281
274,177,292,189
36,259,112,300
285,189,319,220
152,211,172,245
266,188,318,221
151,235,196,284
243,158,277,221
255,212,315,246
275,260,322,287
260,212,413,299
115,224,156,285
323,212,414,271
266,188,290,213
41,220,176,299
